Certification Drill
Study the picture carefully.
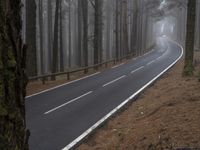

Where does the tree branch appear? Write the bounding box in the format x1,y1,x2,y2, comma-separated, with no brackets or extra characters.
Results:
88,0,95,9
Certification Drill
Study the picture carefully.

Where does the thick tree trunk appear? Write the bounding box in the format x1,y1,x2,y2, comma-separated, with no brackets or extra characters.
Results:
0,0,29,149
183,0,196,76
26,0,37,77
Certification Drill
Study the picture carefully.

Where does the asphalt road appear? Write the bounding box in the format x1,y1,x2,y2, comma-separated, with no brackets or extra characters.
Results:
26,38,183,150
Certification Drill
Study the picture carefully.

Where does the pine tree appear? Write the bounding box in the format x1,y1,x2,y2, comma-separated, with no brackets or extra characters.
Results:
94,0,103,65
183,0,196,76
26,0,37,77
52,0,60,80
0,0,29,149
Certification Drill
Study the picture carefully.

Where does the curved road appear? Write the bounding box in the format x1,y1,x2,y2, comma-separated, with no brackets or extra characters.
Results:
26,38,183,150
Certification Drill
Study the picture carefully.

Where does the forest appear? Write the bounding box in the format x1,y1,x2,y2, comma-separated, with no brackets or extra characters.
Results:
24,0,156,77
23,0,200,78
0,0,200,149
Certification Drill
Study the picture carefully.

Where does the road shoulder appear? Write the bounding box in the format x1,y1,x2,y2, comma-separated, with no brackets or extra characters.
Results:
78,52,200,150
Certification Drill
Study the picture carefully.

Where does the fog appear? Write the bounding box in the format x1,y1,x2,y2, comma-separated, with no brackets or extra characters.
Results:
23,0,200,77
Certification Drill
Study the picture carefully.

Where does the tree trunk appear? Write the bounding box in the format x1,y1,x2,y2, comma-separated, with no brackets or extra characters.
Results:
60,1,64,72
130,10,138,54
122,0,129,55
115,0,120,60
82,0,89,69
77,0,83,67
0,0,29,149
26,0,37,77
48,1,53,72
119,0,123,58
94,0,103,65
106,2,111,60
68,0,72,68
39,0,44,75
183,0,196,76
52,0,59,80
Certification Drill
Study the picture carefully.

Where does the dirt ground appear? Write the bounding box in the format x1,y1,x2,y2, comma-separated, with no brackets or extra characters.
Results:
77,52,200,150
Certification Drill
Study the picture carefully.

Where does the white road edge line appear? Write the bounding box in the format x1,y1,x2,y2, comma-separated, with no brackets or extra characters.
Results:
111,63,125,69
102,75,126,87
62,40,183,150
26,72,100,99
44,91,93,115
147,60,155,66
131,66,144,74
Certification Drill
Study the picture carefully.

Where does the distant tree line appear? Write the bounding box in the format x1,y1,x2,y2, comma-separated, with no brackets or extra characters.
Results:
25,0,156,77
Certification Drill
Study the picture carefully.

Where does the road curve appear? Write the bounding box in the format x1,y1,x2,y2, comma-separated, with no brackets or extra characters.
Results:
26,38,183,150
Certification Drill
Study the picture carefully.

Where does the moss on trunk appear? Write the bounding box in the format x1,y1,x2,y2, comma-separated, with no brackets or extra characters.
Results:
0,0,29,149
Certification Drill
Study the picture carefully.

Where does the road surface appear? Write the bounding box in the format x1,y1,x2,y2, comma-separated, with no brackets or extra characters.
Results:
26,38,183,150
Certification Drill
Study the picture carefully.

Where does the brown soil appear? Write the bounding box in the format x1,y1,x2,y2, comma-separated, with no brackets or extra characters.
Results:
77,52,200,150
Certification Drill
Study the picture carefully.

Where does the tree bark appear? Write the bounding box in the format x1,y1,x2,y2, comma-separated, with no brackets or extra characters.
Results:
82,0,89,69
122,0,129,55
0,0,29,149
52,0,59,80
68,0,72,68
48,1,53,72
130,10,138,54
94,0,103,65
39,0,44,75
183,0,196,76
77,0,83,67
60,1,64,72
26,0,37,77
115,0,120,60
106,2,111,60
